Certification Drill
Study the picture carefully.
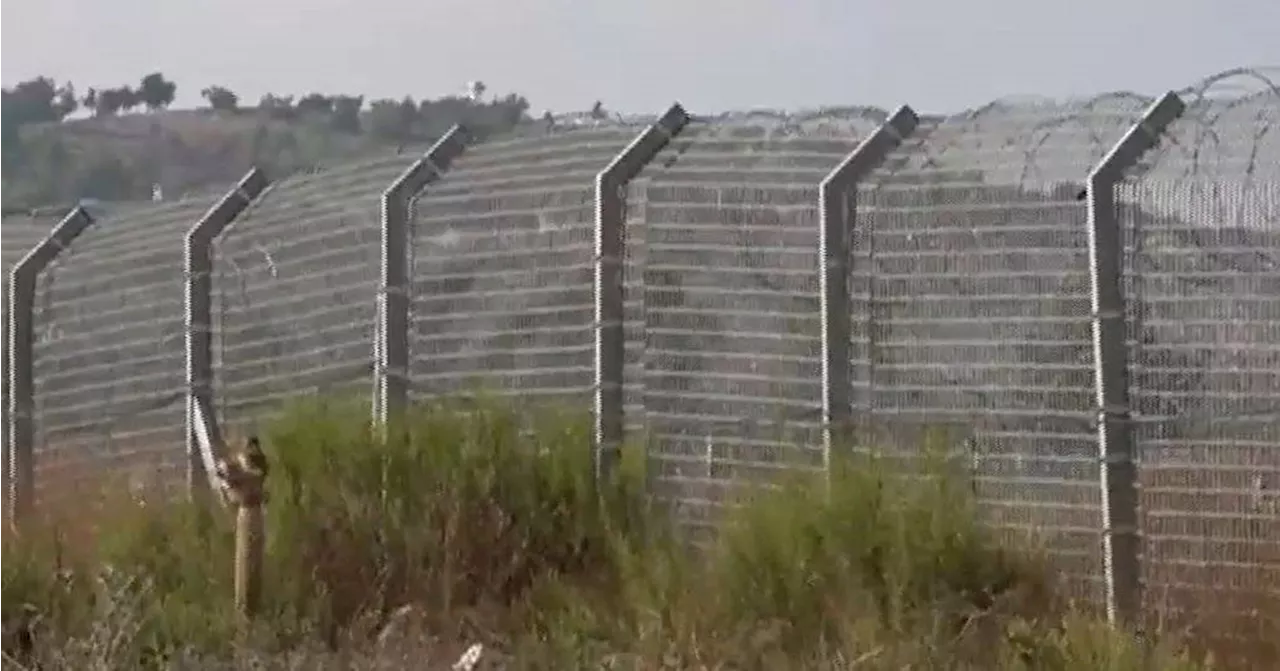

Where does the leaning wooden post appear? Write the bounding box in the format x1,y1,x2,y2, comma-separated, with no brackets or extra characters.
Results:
215,435,269,623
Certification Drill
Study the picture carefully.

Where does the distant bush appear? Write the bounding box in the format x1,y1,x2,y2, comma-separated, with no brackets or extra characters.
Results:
2,397,1212,669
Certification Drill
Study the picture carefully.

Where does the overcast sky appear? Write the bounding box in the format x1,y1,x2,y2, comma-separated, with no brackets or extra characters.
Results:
3,0,1277,115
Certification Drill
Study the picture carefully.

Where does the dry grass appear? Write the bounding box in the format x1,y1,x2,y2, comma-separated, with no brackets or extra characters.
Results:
2,396,1272,670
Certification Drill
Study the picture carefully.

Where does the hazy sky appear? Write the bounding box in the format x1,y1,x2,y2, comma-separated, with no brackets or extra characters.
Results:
3,0,1278,115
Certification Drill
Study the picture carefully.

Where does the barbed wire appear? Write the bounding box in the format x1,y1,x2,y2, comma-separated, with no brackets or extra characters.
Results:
1147,66,1280,181
1135,69,1280,275
508,69,1267,200
13,67,1279,468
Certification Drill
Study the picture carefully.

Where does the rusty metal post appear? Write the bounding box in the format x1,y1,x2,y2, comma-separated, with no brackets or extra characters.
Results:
215,435,269,622
234,500,265,621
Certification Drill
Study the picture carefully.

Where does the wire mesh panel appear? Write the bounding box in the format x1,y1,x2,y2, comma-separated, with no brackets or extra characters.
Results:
1121,79,1280,617
856,97,1150,602
3,214,56,476
633,114,877,534
30,197,219,502
1,214,52,270
622,143,682,452
410,126,641,407
213,156,416,433
1121,179,1280,616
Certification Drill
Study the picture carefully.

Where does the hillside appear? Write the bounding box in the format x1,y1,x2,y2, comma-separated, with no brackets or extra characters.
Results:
1,77,533,212
3,110,391,208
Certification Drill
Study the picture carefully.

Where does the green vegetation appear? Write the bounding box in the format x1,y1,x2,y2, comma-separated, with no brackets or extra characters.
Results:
0,398,1235,669
1,74,534,211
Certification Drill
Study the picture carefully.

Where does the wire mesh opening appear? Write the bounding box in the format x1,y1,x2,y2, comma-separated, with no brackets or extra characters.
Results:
212,156,411,434
30,198,216,501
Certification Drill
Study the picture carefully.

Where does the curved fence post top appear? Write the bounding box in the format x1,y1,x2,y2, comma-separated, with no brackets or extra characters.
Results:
597,103,690,187
593,102,693,482
1088,92,1186,186
1083,90,1186,627
187,167,271,244
9,205,95,281
185,166,271,503
382,125,471,202
6,204,96,525
375,125,472,426
815,103,920,472
819,104,920,190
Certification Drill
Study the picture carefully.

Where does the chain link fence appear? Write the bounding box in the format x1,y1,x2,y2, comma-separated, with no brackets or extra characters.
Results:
1118,72,1280,619
1,213,61,494
410,126,642,407
855,96,1151,602
625,112,884,535
212,155,417,435
24,198,220,503
4,70,1277,621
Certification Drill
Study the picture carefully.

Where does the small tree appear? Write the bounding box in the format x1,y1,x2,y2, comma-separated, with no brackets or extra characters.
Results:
296,93,333,117
137,72,177,111
330,95,364,133
368,97,417,142
202,86,239,112
2,77,61,125
496,93,530,127
82,87,98,114
94,87,133,117
257,93,296,120
52,83,78,119
117,87,141,113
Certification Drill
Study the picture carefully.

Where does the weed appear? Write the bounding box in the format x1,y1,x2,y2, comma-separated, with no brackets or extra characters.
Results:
1,396,1245,669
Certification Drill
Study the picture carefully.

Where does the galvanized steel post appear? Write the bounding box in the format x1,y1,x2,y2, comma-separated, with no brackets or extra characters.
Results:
6,206,95,524
374,126,470,426
1085,91,1185,626
185,168,270,502
594,104,691,482
817,105,919,471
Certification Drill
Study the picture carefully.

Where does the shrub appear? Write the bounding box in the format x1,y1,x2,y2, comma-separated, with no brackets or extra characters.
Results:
2,396,1216,669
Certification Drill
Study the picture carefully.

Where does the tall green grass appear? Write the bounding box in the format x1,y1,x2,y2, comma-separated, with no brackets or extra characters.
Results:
3,396,1210,669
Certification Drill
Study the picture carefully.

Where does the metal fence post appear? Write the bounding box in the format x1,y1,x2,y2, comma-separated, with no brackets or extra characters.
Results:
594,104,691,483
1085,91,1185,626
6,206,94,525
374,126,470,426
185,168,270,502
817,105,920,471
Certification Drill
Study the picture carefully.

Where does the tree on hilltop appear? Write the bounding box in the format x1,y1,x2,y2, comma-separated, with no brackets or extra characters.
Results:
2,76,74,172
2,77,67,125
138,73,177,111
93,87,138,117
52,83,79,119
117,87,142,113
296,93,333,117
368,96,418,142
257,93,296,120
201,86,239,112
330,95,364,133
